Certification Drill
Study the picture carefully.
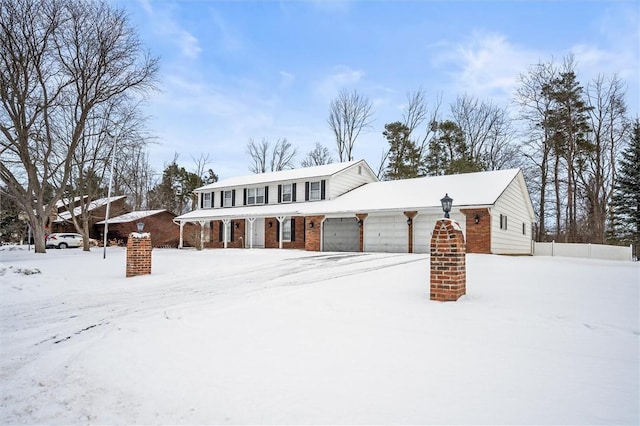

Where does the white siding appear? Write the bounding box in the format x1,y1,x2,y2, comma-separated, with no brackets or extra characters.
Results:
329,162,377,199
413,212,466,254
364,214,408,253
491,174,534,255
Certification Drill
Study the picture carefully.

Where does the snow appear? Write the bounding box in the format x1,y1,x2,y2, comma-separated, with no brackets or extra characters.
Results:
96,210,167,224
55,196,127,223
1,246,638,425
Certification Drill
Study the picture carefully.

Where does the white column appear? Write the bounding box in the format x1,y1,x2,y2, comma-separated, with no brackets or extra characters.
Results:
222,218,230,249
276,216,286,249
198,220,206,250
178,221,185,249
247,218,256,249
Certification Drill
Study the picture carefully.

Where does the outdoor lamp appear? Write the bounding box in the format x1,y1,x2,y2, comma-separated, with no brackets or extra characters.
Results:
234,222,239,229
357,219,363,227
440,193,453,219
406,217,412,226
474,214,481,224
136,222,145,232
309,221,314,229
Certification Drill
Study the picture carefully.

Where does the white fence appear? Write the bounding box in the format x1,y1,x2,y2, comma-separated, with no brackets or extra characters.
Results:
532,241,634,261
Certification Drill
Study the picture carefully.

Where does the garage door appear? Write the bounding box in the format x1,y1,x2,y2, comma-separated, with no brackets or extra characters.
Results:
364,215,408,253
414,212,467,253
323,218,359,252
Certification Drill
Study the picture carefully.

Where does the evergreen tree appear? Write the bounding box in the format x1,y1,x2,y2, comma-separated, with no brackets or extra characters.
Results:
383,122,422,180
425,120,483,176
148,160,214,214
611,119,640,256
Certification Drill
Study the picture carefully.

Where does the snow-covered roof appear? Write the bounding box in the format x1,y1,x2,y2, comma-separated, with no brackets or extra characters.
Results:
55,196,87,209
96,210,169,225
196,160,368,191
176,169,524,221
54,195,127,223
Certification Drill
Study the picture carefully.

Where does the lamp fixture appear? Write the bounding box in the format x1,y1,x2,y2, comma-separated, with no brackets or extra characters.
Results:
234,222,240,229
308,221,314,229
440,193,453,219
357,219,363,227
136,222,145,232
406,217,412,226
474,214,480,224
268,221,273,227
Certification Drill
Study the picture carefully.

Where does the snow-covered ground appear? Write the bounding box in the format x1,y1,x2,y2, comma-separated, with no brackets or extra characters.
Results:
1,245,638,425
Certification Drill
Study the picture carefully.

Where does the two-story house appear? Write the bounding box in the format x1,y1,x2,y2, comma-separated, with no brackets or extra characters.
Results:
175,160,536,255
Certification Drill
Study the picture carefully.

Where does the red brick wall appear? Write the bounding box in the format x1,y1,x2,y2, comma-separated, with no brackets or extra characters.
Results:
97,211,186,248
460,208,491,254
305,215,325,251
430,219,466,302
126,234,152,277
205,219,246,248
263,217,305,249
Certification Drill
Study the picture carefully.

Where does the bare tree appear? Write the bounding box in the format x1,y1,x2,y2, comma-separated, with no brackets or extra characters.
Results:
0,0,158,253
402,88,441,159
327,89,374,161
246,138,269,173
301,142,334,167
247,137,297,173
270,138,297,171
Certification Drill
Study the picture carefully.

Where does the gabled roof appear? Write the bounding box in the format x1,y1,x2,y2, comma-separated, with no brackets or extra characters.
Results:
54,195,127,223
176,168,531,222
96,209,169,225
196,160,371,191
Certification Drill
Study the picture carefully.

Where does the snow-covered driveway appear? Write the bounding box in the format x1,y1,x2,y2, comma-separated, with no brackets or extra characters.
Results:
1,247,638,424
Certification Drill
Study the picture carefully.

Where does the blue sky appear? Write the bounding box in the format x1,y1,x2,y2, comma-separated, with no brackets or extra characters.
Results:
118,0,640,179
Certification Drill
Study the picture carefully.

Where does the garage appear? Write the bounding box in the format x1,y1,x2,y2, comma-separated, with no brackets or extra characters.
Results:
414,212,467,253
322,218,359,252
364,214,408,253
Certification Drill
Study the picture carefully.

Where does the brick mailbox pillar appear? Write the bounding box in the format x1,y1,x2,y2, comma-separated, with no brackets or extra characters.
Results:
126,233,152,277
430,219,466,301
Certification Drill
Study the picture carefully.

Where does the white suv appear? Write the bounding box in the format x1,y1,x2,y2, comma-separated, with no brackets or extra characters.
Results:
46,233,83,249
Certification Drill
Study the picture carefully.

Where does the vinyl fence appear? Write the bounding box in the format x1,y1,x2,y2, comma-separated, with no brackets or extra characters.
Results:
532,241,634,261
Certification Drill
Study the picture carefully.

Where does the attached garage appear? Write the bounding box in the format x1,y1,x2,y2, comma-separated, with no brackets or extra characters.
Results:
413,212,466,253
323,218,359,252
364,214,408,253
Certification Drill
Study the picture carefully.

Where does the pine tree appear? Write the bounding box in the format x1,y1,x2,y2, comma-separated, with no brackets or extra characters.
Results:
424,120,483,176
611,119,640,256
383,122,422,180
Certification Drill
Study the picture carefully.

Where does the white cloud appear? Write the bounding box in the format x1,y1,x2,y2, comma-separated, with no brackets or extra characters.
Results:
139,1,202,60
279,71,296,89
314,65,365,99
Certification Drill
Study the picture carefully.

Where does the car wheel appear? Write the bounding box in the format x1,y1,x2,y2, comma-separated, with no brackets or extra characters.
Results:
59,242,68,249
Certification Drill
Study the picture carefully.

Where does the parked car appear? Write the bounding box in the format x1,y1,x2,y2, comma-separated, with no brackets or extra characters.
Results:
46,233,83,249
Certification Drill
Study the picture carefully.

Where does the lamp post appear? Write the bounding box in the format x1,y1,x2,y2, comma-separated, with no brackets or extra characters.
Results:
440,193,453,219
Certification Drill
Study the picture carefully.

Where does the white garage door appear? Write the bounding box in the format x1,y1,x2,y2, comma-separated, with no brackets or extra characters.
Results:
323,218,359,252
414,212,467,253
364,215,408,253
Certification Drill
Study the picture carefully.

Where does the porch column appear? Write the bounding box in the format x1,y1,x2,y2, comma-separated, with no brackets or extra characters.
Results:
222,218,230,249
276,216,286,249
404,211,417,253
247,217,256,249
178,221,185,249
355,213,368,252
198,220,206,251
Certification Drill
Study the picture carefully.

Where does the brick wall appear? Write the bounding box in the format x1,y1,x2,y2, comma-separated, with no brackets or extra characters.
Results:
305,215,325,251
430,219,466,302
96,211,187,248
264,217,306,249
126,233,152,277
205,219,246,249
460,208,491,254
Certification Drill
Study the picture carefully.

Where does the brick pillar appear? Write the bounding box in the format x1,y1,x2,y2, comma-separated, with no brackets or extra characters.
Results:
305,215,324,251
430,219,466,301
356,213,368,252
126,233,152,277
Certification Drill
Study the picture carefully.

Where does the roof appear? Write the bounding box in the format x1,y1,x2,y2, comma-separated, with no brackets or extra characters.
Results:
196,160,368,191
54,196,127,223
176,169,526,221
96,210,169,225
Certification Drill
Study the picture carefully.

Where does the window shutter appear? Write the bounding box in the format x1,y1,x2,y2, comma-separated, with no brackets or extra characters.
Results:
276,221,280,242
292,183,297,202
264,186,269,204
278,185,282,203
220,192,224,207
320,180,326,200
211,192,215,207
232,190,236,206
305,182,310,201
218,221,223,242
244,188,247,205
200,193,203,208
291,218,296,242
230,221,234,242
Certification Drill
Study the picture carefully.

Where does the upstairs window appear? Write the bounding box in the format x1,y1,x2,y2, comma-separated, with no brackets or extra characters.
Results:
203,193,211,208
309,181,321,201
282,184,292,202
223,190,233,207
247,187,265,205
500,214,508,230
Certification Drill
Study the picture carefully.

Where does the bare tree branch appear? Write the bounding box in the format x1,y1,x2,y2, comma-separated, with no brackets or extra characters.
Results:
327,89,374,161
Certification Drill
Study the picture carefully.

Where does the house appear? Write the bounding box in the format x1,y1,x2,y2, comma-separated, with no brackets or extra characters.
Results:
95,209,193,248
51,195,128,239
174,160,535,255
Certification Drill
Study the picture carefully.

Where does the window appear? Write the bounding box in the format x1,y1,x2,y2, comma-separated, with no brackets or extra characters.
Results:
247,187,265,205
281,184,292,202
203,193,211,208
223,190,233,207
522,223,527,235
309,181,321,201
282,219,292,242
218,221,232,242
500,214,508,230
